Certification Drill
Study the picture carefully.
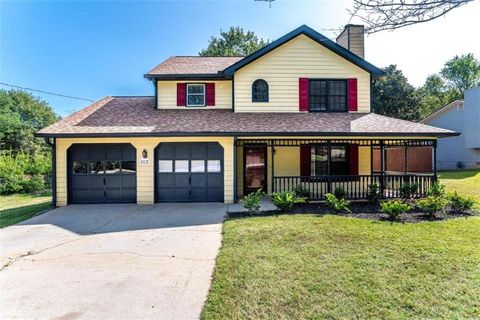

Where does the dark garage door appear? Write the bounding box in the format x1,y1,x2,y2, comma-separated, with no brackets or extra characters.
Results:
69,144,136,204
155,143,224,202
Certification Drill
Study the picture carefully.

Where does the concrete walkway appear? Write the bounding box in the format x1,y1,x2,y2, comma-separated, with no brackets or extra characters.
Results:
0,203,226,320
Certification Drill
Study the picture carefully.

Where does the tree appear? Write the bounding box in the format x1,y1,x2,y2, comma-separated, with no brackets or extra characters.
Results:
0,89,58,155
199,27,268,57
440,53,480,95
417,74,458,118
373,65,421,121
350,0,474,34
417,53,480,117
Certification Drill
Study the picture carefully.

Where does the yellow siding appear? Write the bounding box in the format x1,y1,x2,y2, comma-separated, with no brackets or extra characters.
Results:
234,34,371,113
157,80,232,109
358,146,371,175
55,137,234,206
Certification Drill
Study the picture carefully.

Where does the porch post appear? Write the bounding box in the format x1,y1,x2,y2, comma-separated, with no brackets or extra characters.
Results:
433,139,438,182
270,140,275,194
379,140,385,197
327,140,332,193
233,137,238,203
404,142,408,174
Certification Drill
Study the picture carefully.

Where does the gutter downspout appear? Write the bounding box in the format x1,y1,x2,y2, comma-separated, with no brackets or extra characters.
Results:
233,136,238,203
44,137,56,207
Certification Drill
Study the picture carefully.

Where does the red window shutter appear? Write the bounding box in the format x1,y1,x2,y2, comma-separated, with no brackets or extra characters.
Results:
300,145,311,176
177,83,186,106
348,78,358,112
206,83,215,106
299,78,309,111
349,144,359,175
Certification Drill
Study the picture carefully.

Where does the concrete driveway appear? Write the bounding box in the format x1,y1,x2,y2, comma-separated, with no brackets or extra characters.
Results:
0,203,226,320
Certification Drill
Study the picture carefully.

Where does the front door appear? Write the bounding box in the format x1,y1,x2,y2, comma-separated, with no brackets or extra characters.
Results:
244,145,267,194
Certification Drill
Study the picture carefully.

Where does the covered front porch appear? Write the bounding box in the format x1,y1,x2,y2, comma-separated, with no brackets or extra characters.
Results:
235,137,437,201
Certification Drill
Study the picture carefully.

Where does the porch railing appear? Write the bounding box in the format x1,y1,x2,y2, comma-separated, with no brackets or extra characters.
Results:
273,174,435,200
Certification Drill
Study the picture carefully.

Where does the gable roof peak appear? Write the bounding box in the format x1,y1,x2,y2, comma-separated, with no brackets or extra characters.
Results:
223,24,383,77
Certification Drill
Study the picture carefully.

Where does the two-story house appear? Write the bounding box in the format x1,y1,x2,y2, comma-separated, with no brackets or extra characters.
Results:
37,25,456,206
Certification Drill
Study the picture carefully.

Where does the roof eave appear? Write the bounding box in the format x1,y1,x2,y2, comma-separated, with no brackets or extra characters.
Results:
143,73,230,81
34,131,459,139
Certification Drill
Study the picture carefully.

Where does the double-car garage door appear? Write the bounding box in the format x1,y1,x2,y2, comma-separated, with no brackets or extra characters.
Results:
68,143,224,204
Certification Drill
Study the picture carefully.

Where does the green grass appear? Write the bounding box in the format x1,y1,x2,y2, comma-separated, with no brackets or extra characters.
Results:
0,193,52,228
438,169,480,205
202,215,480,319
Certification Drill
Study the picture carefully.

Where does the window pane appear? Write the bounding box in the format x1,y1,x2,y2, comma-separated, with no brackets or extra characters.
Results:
105,161,120,174
331,147,347,162
329,81,346,95
122,161,136,173
311,146,328,176
187,84,205,94
187,94,205,106
90,161,104,174
207,160,221,172
158,160,172,173
175,160,189,173
73,161,88,174
191,160,205,172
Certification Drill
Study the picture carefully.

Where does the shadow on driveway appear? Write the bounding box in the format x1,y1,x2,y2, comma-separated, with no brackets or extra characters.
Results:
15,203,227,235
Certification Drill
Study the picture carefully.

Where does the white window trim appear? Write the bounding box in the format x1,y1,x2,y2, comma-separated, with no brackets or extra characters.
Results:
186,83,206,107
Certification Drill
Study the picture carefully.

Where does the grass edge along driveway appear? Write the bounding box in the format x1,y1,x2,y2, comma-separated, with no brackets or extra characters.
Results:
0,194,52,228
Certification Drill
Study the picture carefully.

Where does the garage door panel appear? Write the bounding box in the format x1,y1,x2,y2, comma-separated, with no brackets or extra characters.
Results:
191,144,207,159
207,174,223,187
105,175,121,189
69,144,136,204
122,189,136,202
122,146,136,160
208,188,223,201
207,145,223,159
191,189,207,202
106,145,122,160
174,188,190,202
174,174,189,188
191,174,206,188
157,188,174,202
155,143,223,203
157,174,174,188
121,175,136,188
72,176,89,189
90,146,106,160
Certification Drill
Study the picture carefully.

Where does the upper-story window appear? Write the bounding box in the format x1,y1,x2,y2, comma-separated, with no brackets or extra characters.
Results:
309,80,347,112
186,84,205,107
252,79,269,102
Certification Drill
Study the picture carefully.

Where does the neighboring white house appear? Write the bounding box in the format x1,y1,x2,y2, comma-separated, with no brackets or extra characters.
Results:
421,86,480,170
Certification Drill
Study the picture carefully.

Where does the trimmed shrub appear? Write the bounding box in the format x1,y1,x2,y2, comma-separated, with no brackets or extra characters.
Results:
334,186,347,200
447,192,476,213
427,182,446,197
293,184,310,200
271,191,306,212
417,196,448,217
325,193,351,213
367,184,381,204
400,183,418,199
380,200,412,221
241,189,264,214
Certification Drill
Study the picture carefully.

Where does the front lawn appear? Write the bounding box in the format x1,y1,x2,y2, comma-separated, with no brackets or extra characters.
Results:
0,193,52,228
439,169,480,209
202,215,480,319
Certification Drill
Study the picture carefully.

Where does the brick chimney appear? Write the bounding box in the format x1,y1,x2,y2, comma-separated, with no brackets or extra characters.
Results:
336,24,365,59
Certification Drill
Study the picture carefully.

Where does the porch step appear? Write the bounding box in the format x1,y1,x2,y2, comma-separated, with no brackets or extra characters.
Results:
227,198,278,214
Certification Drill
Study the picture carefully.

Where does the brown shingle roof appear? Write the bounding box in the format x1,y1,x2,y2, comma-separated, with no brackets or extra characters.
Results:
37,96,457,137
146,56,243,76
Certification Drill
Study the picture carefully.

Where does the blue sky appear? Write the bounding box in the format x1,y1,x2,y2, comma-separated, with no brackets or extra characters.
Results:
1,0,479,117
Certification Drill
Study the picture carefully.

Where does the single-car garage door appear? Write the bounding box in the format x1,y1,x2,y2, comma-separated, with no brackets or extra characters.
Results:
68,144,136,204
155,143,224,202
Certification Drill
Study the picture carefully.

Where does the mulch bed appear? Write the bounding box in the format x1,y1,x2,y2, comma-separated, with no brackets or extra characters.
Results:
228,202,476,223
